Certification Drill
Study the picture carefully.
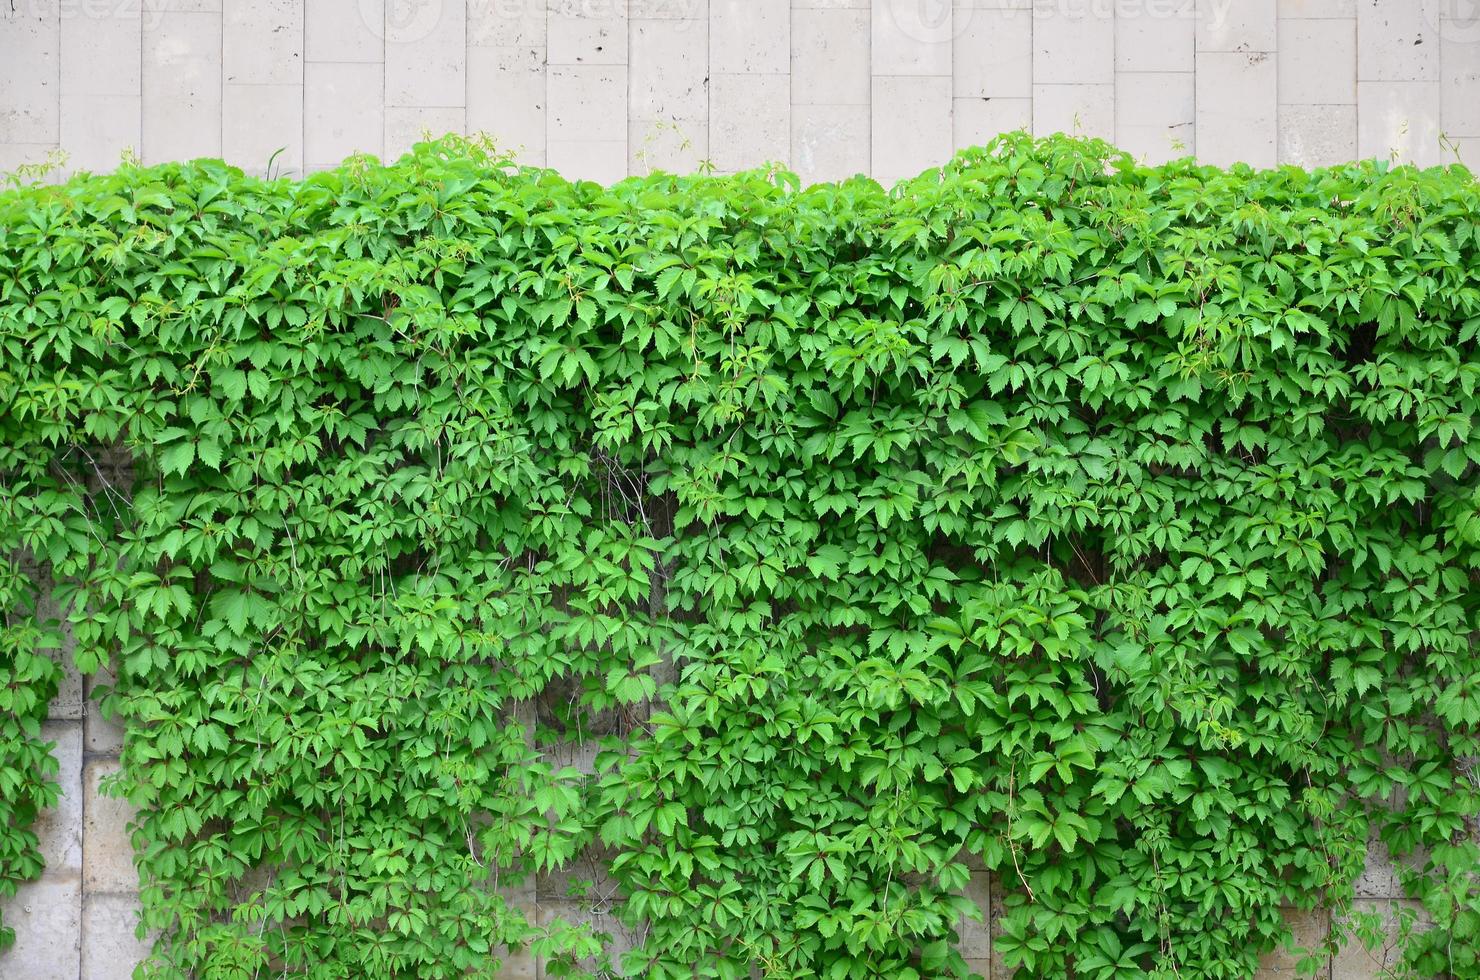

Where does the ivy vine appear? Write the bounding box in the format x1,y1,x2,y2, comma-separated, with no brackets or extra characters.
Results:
2,133,1479,977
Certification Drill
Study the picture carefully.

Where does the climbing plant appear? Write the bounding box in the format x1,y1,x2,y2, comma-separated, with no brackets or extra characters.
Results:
2,133,1480,978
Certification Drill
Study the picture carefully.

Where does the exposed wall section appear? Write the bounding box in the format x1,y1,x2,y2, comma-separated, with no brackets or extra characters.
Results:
5,0,1480,183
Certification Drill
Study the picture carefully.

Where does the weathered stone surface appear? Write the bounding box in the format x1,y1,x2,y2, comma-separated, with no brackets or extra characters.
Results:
80,892,152,980
36,721,84,874
791,7,871,105
1196,50,1278,167
1198,0,1277,52
83,667,126,757
60,95,142,175
710,0,789,74
711,73,790,172
1357,80,1443,166
630,18,709,120
957,869,991,960
83,759,138,896
224,0,304,85
1116,70,1195,163
1032,82,1115,141
955,7,1032,99
1255,908,1331,979
385,106,466,159
306,0,384,61
141,10,223,162
630,117,709,174
955,97,1032,150
224,83,305,175
1279,103,1357,166
0,876,82,980
1331,900,1429,979
1280,17,1357,105
303,61,385,168
1117,0,1195,73
791,103,870,183
872,74,953,183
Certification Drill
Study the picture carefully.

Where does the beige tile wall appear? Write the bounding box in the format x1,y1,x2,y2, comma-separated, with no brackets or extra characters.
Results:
4,0,1480,186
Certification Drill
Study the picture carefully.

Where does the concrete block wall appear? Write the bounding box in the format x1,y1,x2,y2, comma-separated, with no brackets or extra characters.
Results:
4,0,1480,184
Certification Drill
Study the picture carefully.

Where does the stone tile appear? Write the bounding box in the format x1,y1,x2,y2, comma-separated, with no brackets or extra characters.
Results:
61,94,141,174
792,8,871,104
1278,0,1355,16
1354,837,1401,899
61,2,141,97
1357,0,1440,81
304,61,384,167
34,721,84,875
48,645,84,723
792,102,870,182
872,74,952,183
0,876,81,980
1116,71,1195,163
83,668,126,757
1331,900,1429,979
306,0,384,61
630,18,709,120
141,10,222,162
468,0,546,47
712,73,790,171
1357,80,1443,165
957,868,990,959
1442,30,1480,136
954,7,1031,98
630,117,709,173
0,1,60,144
631,0,707,16
1116,0,1195,72
223,84,304,175
1033,0,1114,84
711,0,789,74
385,105,466,158
1279,103,1357,165
549,65,628,142
1255,908,1331,979
1196,50,1277,167
1032,82,1115,141
547,139,628,182
386,0,466,106
499,943,536,980
142,0,222,10
80,892,151,980
548,0,629,65
954,96,1031,150
873,0,953,76
467,51,547,163
224,0,304,85
1197,0,1277,51
1455,136,1480,170
988,874,1012,980
1280,18,1357,104
793,0,868,7
83,759,137,896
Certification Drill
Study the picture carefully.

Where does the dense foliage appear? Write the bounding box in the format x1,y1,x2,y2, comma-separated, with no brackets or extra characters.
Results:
3,133,1480,978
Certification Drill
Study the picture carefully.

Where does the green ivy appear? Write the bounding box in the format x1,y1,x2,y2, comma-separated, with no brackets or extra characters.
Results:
2,133,1480,978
